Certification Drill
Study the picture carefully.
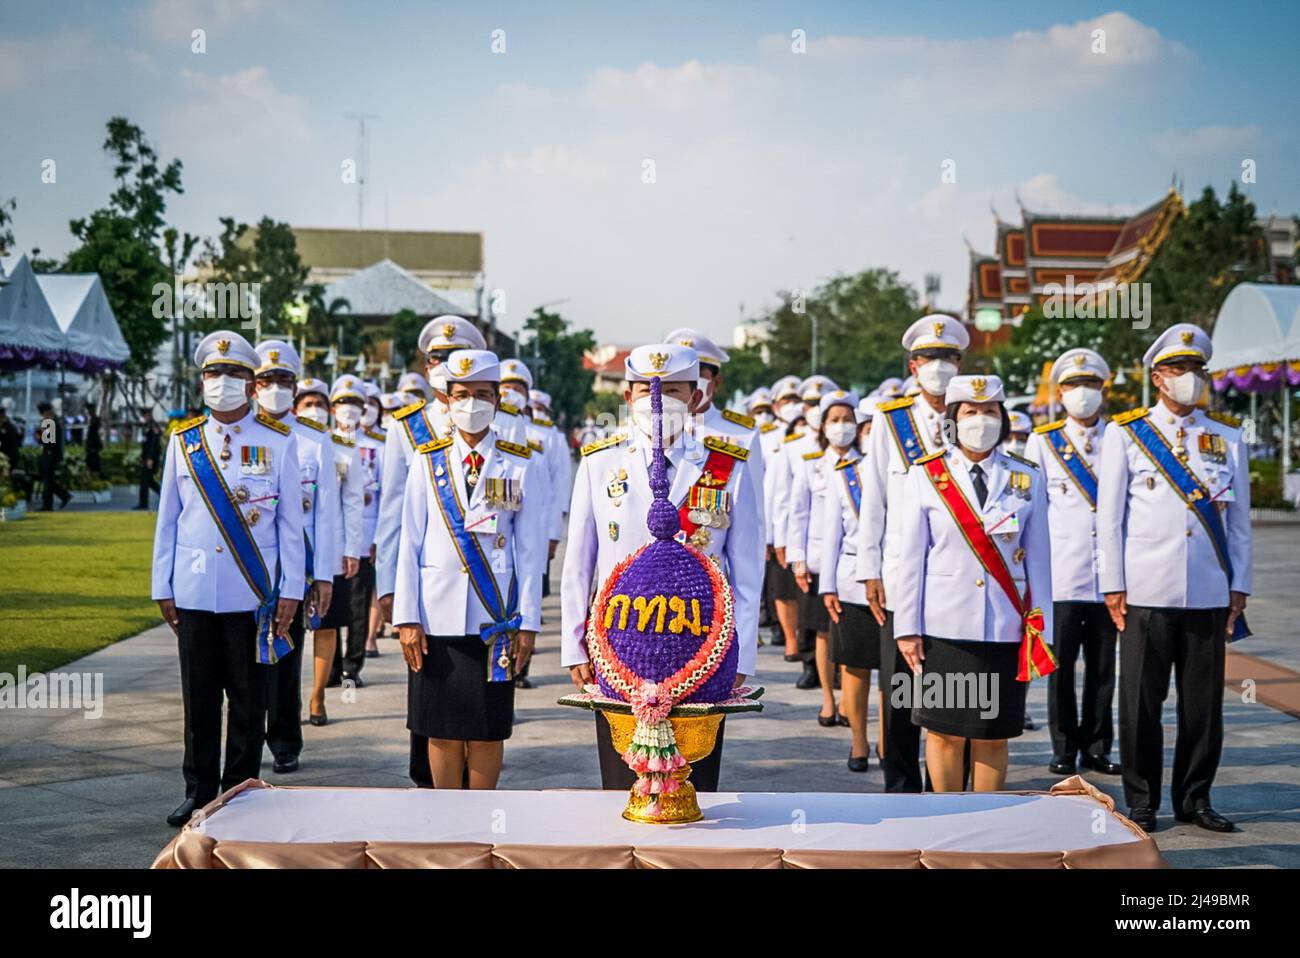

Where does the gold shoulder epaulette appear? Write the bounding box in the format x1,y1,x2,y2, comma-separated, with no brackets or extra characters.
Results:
417,436,454,454
802,449,824,461
760,422,778,434
877,396,914,413
704,435,750,461
581,433,627,457
365,428,386,442
527,438,543,452
1034,419,1065,434
1006,450,1039,469
721,409,756,430
915,449,946,465
295,415,326,433
393,398,426,420
1113,407,1149,426
499,402,520,416
533,416,554,429
256,411,290,435
496,439,531,458
835,457,859,470
177,414,207,432
331,433,355,447
1206,410,1241,429
783,431,804,443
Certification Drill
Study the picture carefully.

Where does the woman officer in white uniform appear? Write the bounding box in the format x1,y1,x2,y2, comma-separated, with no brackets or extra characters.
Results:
891,375,1053,792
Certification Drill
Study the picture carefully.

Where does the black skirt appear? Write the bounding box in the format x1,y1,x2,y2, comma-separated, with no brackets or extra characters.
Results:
767,556,800,601
315,573,353,630
799,573,831,633
407,635,515,742
830,601,882,670
910,636,1025,740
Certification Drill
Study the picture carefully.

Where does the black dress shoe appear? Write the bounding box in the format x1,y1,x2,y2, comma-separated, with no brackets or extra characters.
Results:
1175,805,1234,832
365,649,379,658
795,662,820,690
273,755,299,774
167,798,200,827
783,653,800,663
1079,752,1122,775
836,712,850,728
817,711,838,728
514,675,533,689
1048,755,1077,776
309,711,328,726
1128,807,1157,832
342,673,364,689
847,755,870,773
1022,712,1036,730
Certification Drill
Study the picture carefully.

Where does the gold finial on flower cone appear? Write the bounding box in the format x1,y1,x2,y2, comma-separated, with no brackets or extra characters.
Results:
601,710,724,824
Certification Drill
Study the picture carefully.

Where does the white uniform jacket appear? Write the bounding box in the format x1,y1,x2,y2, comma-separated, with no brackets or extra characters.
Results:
786,442,844,574
1023,417,1106,603
152,410,306,611
771,429,813,551
854,395,947,602
818,450,867,605
1096,402,1251,607
289,416,341,588
356,427,385,551
892,447,1053,646
757,422,784,544
330,431,366,567
529,415,573,542
375,399,450,598
691,405,766,549
392,428,545,636
560,429,762,676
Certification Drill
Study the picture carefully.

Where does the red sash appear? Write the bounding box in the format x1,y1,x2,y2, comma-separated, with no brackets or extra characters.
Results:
677,447,739,541
920,455,1056,681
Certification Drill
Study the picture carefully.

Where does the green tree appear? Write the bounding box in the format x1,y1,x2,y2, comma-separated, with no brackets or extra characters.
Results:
0,197,15,254
303,283,356,353
64,118,184,378
388,308,424,372
199,216,309,338
720,342,770,398
517,307,597,430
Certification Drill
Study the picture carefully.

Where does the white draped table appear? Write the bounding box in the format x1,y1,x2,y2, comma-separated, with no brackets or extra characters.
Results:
152,777,1164,869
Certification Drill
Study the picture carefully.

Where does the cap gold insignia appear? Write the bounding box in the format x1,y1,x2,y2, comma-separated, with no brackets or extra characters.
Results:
456,356,474,376
1181,331,1194,345
1074,354,1085,366
648,351,669,372
972,377,987,400
679,338,694,347
217,339,230,355
932,321,945,339
442,322,456,338
269,349,280,363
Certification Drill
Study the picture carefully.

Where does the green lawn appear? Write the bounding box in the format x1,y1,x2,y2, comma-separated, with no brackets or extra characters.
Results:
0,511,161,674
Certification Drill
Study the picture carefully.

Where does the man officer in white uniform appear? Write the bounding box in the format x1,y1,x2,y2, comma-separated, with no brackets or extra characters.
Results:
561,343,763,791
1097,324,1251,833
856,314,968,792
253,341,341,774
1024,347,1121,777
152,331,304,825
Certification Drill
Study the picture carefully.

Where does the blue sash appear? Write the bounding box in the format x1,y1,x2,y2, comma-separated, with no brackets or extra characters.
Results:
178,423,292,664
883,404,927,467
1043,427,1098,507
1122,414,1247,641
401,406,436,451
424,442,521,682
839,460,862,516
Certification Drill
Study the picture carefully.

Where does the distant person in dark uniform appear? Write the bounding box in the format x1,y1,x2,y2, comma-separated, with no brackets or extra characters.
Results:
136,408,164,510
36,400,70,511
0,403,32,504
86,412,104,477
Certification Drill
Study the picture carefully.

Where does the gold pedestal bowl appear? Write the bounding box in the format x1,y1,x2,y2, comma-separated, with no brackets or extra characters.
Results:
600,710,723,824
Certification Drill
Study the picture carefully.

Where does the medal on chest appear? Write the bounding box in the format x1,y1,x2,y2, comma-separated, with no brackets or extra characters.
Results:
483,476,522,511
240,445,271,474
606,467,629,506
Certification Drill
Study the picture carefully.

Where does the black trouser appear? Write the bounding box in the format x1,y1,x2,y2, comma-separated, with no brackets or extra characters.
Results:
176,609,268,802
878,610,925,793
1048,601,1117,760
333,556,374,678
1119,605,1227,814
137,463,161,508
39,457,68,509
595,713,726,792
265,605,307,761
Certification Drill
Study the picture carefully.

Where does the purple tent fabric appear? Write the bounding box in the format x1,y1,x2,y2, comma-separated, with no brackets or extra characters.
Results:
1213,362,1300,393
0,257,128,372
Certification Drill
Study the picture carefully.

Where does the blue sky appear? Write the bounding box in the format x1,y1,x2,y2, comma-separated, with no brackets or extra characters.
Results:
2,1,1297,345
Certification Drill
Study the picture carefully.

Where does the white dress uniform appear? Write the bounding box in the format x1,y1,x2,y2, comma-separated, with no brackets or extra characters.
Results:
787,390,859,577
151,331,305,814
1094,324,1252,823
529,389,575,542
818,448,867,606
498,359,557,547
1025,416,1107,602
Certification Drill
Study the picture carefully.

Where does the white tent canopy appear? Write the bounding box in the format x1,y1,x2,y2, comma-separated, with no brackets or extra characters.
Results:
36,273,130,367
0,254,66,365
1209,283,1300,371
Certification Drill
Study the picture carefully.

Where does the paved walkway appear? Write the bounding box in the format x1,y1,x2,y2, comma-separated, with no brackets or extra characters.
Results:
2,528,1298,868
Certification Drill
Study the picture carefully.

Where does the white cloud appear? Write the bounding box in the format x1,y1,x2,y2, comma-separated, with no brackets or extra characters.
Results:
168,66,312,144
136,0,266,44
1152,124,1261,156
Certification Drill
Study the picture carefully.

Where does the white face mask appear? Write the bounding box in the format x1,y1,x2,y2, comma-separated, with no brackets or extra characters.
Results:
427,366,447,392
450,397,496,433
917,359,958,397
256,384,293,416
1061,385,1102,419
631,395,689,442
361,405,379,428
334,405,362,428
298,406,328,426
203,375,248,412
381,413,394,429
804,406,823,430
857,432,872,455
1004,438,1027,457
776,402,801,423
824,421,856,449
957,414,1001,453
501,386,529,408
754,411,774,426
1163,369,1205,406
697,378,715,409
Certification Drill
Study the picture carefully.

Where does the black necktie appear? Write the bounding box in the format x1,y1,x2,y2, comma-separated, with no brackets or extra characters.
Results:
970,463,988,508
